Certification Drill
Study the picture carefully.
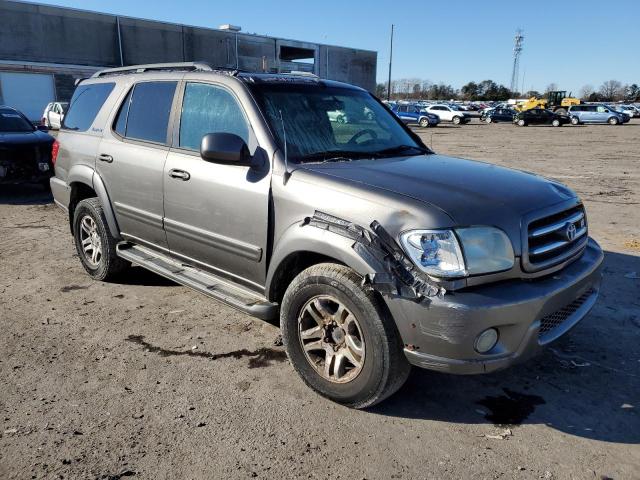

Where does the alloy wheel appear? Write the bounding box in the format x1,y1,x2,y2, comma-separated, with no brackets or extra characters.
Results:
298,295,365,383
79,215,102,267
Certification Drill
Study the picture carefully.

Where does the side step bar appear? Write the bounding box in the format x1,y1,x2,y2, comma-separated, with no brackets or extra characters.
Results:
116,243,278,321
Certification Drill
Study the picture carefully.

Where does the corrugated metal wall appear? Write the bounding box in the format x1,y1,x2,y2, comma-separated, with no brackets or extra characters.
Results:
0,0,376,91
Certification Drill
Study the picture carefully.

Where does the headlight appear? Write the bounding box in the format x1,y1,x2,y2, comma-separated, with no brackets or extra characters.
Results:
456,227,514,275
400,230,466,278
400,227,514,278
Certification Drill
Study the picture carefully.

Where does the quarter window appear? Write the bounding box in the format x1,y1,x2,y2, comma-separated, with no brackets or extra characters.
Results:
179,83,249,150
62,82,115,131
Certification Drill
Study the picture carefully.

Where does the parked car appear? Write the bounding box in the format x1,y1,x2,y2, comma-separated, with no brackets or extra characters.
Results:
50,62,603,408
614,105,638,119
42,101,69,129
568,105,627,125
483,107,517,123
424,104,470,124
390,104,440,127
327,109,349,123
0,105,55,187
514,108,570,127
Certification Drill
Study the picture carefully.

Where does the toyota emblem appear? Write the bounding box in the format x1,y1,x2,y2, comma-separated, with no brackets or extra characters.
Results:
565,222,577,241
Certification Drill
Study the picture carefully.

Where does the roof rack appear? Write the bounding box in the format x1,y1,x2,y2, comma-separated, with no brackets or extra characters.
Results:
91,62,239,78
287,71,319,78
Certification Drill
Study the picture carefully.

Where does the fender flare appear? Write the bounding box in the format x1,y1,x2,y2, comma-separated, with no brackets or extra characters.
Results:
265,220,380,300
67,164,121,240
92,172,122,240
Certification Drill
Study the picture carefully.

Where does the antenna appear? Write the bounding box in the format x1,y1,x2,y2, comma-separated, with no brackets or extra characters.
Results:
510,29,524,94
279,110,291,184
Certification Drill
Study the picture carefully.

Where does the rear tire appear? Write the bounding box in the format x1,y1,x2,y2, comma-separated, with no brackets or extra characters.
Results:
452,116,462,125
555,108,567,116
280,263,410,409
73,198,129,281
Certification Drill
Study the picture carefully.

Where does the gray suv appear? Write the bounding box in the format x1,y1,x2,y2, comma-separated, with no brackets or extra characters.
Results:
50,62,603,408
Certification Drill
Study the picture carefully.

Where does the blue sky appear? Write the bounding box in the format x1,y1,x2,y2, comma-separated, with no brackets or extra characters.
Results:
36,0,640,93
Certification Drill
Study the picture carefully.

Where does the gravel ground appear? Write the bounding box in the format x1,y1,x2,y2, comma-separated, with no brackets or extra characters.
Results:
1,120,639,480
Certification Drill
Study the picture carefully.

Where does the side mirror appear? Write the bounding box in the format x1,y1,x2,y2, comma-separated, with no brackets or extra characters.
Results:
200,132,250,165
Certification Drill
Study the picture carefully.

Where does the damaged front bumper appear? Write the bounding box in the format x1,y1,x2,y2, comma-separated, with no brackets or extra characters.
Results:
385,238,604,374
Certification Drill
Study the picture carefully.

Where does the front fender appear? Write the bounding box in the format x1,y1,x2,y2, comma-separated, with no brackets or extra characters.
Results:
265,220,380,298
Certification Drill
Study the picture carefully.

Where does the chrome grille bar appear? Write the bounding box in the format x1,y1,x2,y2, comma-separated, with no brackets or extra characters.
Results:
530,226,587,255
531,211,585,237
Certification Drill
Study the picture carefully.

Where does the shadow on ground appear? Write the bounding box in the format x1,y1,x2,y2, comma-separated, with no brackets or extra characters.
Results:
371,250,640,444
0,184,52,205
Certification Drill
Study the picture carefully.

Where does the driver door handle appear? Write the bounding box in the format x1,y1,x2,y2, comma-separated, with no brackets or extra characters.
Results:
168,168,191,181
98,153,113,163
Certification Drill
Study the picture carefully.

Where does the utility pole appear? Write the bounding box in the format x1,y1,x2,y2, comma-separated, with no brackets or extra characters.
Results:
387,24,394,101
510,29,524,94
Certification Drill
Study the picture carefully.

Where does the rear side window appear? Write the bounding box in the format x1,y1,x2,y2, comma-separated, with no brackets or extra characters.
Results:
62,82,115,131
114,81,177,144
179,83,249,150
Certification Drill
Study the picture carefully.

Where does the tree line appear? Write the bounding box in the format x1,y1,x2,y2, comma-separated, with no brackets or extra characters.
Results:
376,79,640,102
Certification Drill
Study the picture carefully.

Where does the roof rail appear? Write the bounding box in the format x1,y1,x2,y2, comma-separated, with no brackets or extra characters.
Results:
91,62,238,78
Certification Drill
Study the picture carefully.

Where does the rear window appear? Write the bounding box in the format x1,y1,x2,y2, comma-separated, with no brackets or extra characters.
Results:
62,82,115,131
113,81,177,144
0,109,34,133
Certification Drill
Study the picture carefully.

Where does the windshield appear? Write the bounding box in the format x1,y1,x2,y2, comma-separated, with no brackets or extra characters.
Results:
0,109,34,133
249,83,428,162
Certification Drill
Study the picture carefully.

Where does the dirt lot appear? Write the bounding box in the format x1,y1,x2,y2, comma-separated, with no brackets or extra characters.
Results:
1,120,639,480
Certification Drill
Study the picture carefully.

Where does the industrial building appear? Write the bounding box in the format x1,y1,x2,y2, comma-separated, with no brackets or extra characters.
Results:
0,0,377,120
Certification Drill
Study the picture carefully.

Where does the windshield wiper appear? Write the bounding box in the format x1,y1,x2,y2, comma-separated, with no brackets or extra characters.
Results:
298,150,377,163
373,145,430,157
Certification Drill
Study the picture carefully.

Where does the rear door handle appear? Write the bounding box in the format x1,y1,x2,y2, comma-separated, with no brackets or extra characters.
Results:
98,154,113,163
168,169,191,181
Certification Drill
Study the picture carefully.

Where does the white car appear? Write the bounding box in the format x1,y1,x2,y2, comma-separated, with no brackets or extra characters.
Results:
41,101,68,129
424,104,470,124
618,105,639,118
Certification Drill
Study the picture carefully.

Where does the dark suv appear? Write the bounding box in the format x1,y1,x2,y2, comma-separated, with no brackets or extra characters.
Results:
50,63,603,408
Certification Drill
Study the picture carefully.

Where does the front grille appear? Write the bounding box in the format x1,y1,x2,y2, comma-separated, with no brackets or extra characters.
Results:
524,204,588,271
538,288,595,339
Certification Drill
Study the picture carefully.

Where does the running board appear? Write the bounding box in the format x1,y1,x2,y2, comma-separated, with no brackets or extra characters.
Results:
116,243,278,321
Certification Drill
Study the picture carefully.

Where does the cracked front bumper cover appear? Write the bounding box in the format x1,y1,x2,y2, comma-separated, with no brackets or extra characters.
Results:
387,238,604,374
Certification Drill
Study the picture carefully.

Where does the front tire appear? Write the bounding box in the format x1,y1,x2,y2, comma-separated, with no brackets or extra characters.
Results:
608,117,619,125
280,263,410,409
552,119,561,127
452,116,462,125
73,198,129,281
418,117,430,128
517,119,526,127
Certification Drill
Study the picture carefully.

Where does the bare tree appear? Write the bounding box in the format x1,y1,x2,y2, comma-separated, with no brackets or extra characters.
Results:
545,83,559,93
599,80,624,101
579,84,594,100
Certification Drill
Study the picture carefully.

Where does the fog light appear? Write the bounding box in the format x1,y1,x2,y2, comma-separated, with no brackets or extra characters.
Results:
475,328,499,353
38,162,50,172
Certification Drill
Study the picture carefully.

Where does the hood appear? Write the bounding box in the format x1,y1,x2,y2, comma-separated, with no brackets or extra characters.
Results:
0,130,54,146
298,154,576,231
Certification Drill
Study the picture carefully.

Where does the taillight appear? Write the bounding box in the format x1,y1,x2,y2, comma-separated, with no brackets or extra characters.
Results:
51,140,60,166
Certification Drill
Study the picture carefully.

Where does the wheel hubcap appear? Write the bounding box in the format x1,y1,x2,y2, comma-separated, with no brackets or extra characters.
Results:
79,215,102,267
298,295,365,383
